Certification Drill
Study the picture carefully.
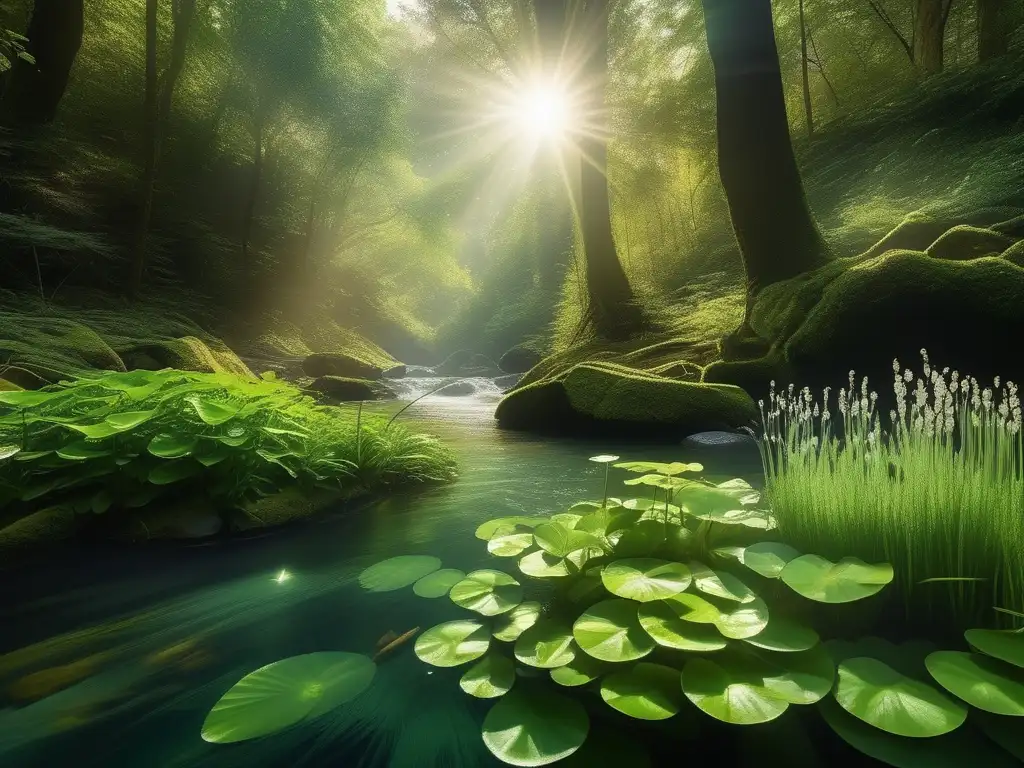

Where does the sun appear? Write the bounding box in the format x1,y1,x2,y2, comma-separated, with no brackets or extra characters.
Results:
514,81,572,142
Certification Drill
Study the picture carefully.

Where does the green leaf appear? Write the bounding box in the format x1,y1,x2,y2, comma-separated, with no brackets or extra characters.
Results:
623,473,693,490
743,617,819,653
534,522,603,558
450,570,523,616
105,410,158,430
780,555,893,603
731,542,802,578
56,441,113,461
148,459,201,485
188,396,241,425
613,461,702,475
481,687,589,766
414,620,491,667
476,516,548,540
965,628,1024,668
690,561,757,603
488,532,535,557
514,621,576,668
925,651,1024,715
834,656,967,737
412,568,465,598
359,555,442,592
0,444,21,461
493,601,542,642
637,598,728,652
460,653,515,698
756,645,835,704
148,433,199,459
518,549,572,578
65,421,123,439
601,662,683,720
573,598,655,662
715,478,761,505
91,489,113,514
550,512,583,528
550,653,607,686
682,657,789,725
610,519,665,557
601,559,691,602
200,652,375,743
715,596,770,640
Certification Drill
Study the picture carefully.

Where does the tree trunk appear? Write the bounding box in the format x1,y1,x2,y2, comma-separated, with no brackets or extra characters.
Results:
241,108,265,278
977,0,1008,61
533,0,569,71
2,0,84,124
915,0,952,75
129,0,160,299
799,0,814,138
701,0,829,299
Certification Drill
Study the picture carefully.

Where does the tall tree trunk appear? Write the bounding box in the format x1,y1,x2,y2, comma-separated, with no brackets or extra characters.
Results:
2,0,84,124
241,108,265,279
701,0,829,299
799,0,814,138
977,0,1008,61
915,0,953,75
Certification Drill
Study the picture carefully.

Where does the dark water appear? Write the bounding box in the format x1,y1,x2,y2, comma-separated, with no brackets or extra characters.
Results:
0,393,771,768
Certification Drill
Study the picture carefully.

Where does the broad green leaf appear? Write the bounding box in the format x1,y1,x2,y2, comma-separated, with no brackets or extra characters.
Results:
493,602,542,642
0,444,21,460
925,651,1024,715
188,396,241,425
682,657,789,725
105,410,157,430
756,645,835,704
743,617,819,653
637,598,728,652
613,461,702,475
623,473,693,490
450,570,523,616
736,542,801,578
482,687,589,766
715,597,770,639
622,497,656,511
976,710,1024,761
965,628,1024,668
148,433,198,459
91,489,113,514
550,653,607,686
460,653,515,698
64,421,122,439
690,561,757,603
514,621,576,668
359,555,442,592
412,568,465,598
576,507,642,535
715,478,761,505
0,389,59,406
414,620,490,667
600,662,683,720
601,559,691,602
262,425,311,438
573,598,655,662
56,441,112,461
488,533,535,557
476,516,548,541
550,512,583,528
676,483,738,518
610,519,665,557
834,657,967,737
201,652,375,743
534,522,603,558
148,459,201,485
518,549,572,578
780,555,893,603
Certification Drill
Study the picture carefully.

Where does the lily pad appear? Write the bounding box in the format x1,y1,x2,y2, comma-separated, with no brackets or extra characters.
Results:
573,599,655,662
476,516,548,541
637,598,728,652
757,645,835,704
534,522,604,558
550,653,607,687
965,628,1024,668
690,561,757,603
743,617,819,653
412,569,466,598
780,555,893,603
482,687,589,766
488,533,535,557
359,555,442,592
550,512,583,528
414,620,491,667
715,597,770,640
148,433,198,459
925,651,1024,715
601,662,683,720
201,652,375,743
518,549,572,578
610,519,665,557
460,653,516,699
736,542,801,578
493,602,542,642
613,461,702,475
682,657,789,725
450,570,523,616
834,656,967,737
601,559,691,602
514,621,576,669
715,478,761,505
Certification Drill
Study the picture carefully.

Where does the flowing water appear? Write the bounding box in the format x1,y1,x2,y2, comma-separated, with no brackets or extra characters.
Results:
0,381,767,768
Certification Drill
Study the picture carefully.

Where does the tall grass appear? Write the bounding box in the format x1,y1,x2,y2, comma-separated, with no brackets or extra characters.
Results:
759,350,1023,627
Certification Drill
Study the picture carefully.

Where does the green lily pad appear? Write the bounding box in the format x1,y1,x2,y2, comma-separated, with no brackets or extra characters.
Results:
359,555,442,592
601,559,691,602
518,549,572,578
690,561,757,603
201,652,375,743
925,651,1024,715
736,542,801,578
188,396,241,425
657,591,721,623
148,459,201,485
56,441,113,461
414,620,491,667
482,687,589,766
514,621,576,668
637,598,728,652
550,653,607,686
550,512,583,528
613,461,702,475
106,410,158,430
834,656,967,737
450,570,523,616
412,569,465,598
780,555,893,603
488,533,535,557
743,617,819,652
611,519,665,557
475,516,548,540
976,709,1024,761
493,601,542,642
715,478,761,505
757,645,835,704
965,628,1024,668
534,522,604,558
715,597,770,640
601,662,683,720
682,656,789,725
460,653,516,698
573,598,655,662
148,433,198,459
576,507,642,535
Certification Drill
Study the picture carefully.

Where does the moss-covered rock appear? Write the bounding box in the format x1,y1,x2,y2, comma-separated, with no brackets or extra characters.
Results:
232,487,360,531
498,345,542,374
309,375,394,401
993,214,1024,239
926,226,1015,260
0,377,23,391
0,315,126,384
859,208,1021,260
112,498,224,542
302,352,383,379
0,504,78,553
121,336,254,377
436,350,501,376
496,361,758,435
1002,240,1024,267
703,354,793,400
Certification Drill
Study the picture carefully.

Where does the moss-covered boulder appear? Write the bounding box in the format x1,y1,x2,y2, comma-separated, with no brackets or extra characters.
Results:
436,350,501,376
1003,240,1024,267
993,214,1024,239
232,487,361,531
0,378,23,391
0,504,78,553
926,226,1015,260
860,208,1021,260
496,361,758,435
309,375,394,401
112,498,224,542
302,352,383,380
121,336,254,378
0,315,126,385
498,345,542,374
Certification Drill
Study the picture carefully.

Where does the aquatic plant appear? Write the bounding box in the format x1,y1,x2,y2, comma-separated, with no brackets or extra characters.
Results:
0,368,456,526
759,349,1024,625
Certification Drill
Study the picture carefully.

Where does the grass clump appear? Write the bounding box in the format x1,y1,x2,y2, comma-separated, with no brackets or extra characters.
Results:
759,350,1023,628
0,369,455,533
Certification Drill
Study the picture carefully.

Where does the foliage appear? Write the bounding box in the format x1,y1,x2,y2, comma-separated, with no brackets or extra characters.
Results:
760,349,1023,627
0,368,456,524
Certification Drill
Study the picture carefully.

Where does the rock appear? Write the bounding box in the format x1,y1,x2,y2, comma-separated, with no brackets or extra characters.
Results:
860,208,1021,260
680,430,763,470
435,380,476,396
0,504,78,552
926,226,1015,261
0,377,23,391
435,349,474,375
495,361,759,436
0,315,126,384
301,352,383,380
436,350,501,377
720,323,772,362
499,345,542,374
383,364,407,379
233,487,355,531
309,375,393,401
116,498,224,541
121,336,254,377
1002,240,1024,267
993,214,1024,239
494,373,524,391
0,366,46,390
703,354,793,401
647,361,703,381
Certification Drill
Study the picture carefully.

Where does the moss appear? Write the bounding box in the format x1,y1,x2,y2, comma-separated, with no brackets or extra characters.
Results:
0,378,23,391
1003,240,1024,267
254,316,400,373
0,504,78,553
309,375,393,401
113,498,224,542
702,354,793,400
993,214,1024,239
121,336,255,377
0,314,126,384
859,209,1020,260
748,257,856,346
231,487,362,531
926,225,1015,260
302,353,384,380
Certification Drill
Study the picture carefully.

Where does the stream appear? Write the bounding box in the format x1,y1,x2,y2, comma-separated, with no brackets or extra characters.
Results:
0,376,767,768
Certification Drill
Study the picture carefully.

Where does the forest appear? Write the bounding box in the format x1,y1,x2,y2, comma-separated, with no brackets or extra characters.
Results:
1,0,1024,766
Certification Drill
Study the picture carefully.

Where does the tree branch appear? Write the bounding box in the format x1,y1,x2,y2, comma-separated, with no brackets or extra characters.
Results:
865,0,915,63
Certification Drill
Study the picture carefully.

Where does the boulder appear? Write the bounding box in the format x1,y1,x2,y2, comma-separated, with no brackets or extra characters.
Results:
301,352,383,380
114,498,224,541
926,226,1015,261
233,487,359,531
0,377,23,391
494,373,524,391
121,336,254,378
680,430,764,471
992,214,1024,239
0,504,78,553
0,315,126,384
435,349,474,375
499,345,542,374
383,364,407,379
1002,240,1024,267
860,208,1021,260
496,361,758,436
309,375,393,401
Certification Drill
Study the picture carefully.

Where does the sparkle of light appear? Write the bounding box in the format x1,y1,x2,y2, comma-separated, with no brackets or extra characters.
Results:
274,569,292,584
515,82,571,141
